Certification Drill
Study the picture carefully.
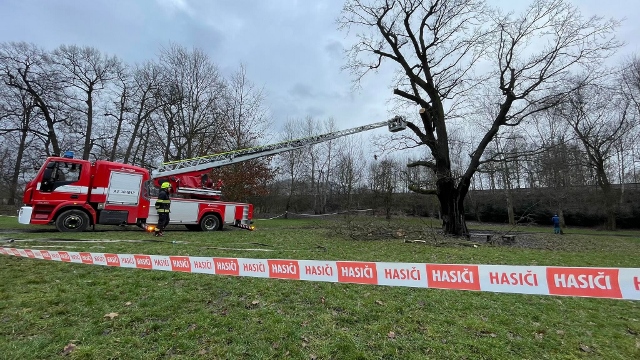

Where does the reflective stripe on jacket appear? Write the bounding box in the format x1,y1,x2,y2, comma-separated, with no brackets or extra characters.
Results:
155,190,171,213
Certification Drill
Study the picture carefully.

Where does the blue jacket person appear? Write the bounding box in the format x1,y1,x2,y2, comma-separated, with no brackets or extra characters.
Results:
552,214,561,234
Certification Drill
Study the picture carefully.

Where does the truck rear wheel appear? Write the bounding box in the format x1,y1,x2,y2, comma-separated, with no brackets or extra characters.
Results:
56,209,90,232
200,214,221,231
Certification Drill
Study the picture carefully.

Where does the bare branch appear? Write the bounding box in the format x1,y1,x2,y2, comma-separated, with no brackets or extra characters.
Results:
408,183,438,194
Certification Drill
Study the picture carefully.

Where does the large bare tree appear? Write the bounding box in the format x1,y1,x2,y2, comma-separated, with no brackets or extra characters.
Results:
339,0,621,235
212,64,274,202
103,63,132,162
155,44,226,161
555,78,635,230
123,61,163,165
0,42,67,156
335,134,367,209
368,156,402,219
52,45,122,160
0,81,37,204
277,119,307,217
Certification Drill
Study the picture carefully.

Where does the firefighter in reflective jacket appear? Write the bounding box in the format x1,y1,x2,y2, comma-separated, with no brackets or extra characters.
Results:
154,182,171,236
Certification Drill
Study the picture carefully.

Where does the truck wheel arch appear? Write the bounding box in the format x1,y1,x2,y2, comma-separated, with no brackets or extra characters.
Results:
52,204,97,225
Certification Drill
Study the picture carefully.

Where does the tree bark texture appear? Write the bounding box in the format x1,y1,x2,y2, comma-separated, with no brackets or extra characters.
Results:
436,177,469,235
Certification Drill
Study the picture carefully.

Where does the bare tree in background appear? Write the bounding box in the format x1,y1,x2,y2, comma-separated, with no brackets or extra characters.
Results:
485,133,525,225
103,63,132,162
124,62,163,165
221,64,269,150
316,118,339,214
339,0,620,235
0,42,66,156
368,157,402,219
212,64,274,202
299,117,324,213
555,78,635,230
52,45,121,160
335,134,367,209
277,119,306,217
155,44,226,162
0,79,37,204
622,56,640,114
619,56,640,183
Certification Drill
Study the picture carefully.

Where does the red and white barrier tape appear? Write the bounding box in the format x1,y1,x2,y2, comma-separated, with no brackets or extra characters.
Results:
2,247,639,300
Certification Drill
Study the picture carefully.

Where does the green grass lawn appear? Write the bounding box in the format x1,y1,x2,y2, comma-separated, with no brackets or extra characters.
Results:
1,215,639,359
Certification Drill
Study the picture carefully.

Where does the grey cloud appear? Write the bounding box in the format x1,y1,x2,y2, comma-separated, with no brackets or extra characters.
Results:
324,40,345,59
289,83,345,102
305,106,326,117
289,83,314,98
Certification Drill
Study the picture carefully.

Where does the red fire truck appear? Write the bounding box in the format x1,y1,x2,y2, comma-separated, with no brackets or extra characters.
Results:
17,117,406,232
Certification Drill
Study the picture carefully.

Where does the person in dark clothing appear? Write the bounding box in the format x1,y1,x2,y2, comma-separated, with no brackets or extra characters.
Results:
154,182,172,237
552,214,561,234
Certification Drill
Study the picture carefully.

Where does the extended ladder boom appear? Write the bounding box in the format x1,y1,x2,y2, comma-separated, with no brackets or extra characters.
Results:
151,116,406,178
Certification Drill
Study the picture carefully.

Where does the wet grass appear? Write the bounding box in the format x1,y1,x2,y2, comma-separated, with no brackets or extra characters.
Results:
0,215,639,359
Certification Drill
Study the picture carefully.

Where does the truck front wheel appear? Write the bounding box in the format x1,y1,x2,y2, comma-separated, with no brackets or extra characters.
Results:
200,214,221,231
56,209,90,232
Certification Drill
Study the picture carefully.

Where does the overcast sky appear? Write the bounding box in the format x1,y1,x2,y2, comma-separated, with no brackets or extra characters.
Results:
1,0,639,137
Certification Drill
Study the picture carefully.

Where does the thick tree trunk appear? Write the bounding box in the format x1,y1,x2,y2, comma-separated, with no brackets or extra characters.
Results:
436,177,469,236
558,208,566,228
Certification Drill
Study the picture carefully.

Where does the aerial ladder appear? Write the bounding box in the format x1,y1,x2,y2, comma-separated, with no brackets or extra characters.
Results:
150,116,407,200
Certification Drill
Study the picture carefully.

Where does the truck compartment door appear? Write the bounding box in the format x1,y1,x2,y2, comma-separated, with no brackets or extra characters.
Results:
106,172,143,205
168,200,199,224
146,199,198,225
